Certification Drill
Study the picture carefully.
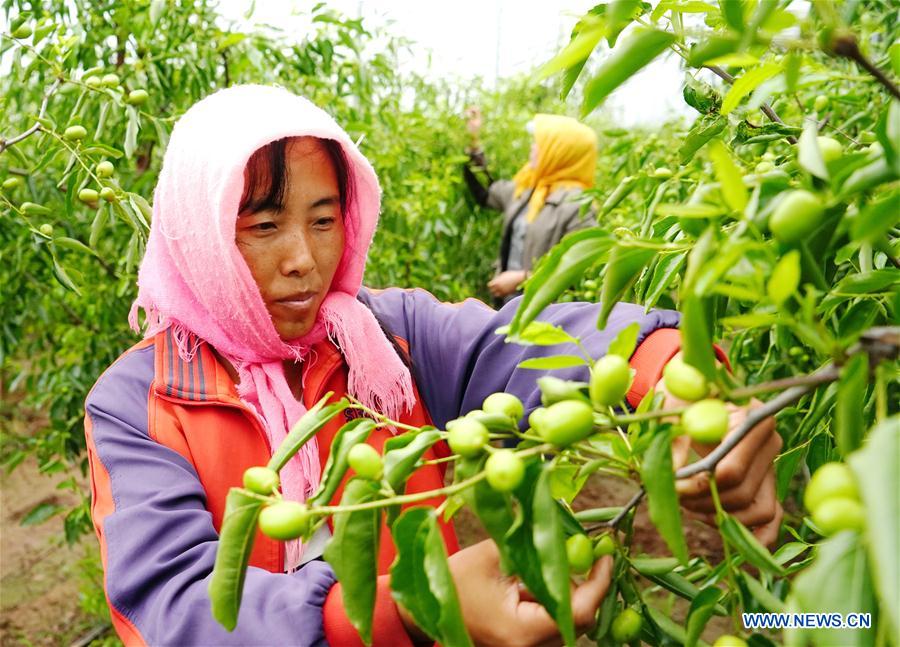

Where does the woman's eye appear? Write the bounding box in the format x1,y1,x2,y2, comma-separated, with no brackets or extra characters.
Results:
252,222,276,231
314,217,336,228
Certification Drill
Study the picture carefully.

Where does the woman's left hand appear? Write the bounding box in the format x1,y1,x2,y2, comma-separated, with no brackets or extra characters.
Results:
659,379,784,547
488,270,527,298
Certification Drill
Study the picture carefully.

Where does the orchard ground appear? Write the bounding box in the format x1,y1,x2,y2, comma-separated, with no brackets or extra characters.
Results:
1,432,736,646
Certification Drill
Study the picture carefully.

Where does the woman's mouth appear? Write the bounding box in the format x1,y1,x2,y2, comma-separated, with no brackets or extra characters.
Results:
274,291,317,314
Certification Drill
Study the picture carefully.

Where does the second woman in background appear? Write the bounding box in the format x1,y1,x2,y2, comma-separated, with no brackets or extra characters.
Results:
464,108,598,304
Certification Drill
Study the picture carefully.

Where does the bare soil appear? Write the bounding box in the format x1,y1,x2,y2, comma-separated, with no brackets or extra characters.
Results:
0,456,100,647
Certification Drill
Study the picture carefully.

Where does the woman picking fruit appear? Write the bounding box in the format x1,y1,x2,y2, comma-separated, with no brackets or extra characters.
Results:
463,108,598,303
84,85,781,646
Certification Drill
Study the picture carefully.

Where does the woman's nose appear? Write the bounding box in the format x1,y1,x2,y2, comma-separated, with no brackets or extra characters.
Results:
278,230,316,277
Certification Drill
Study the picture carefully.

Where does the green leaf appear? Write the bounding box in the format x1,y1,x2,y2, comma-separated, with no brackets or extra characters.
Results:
455,456,516,571
499,460,566,634
561,58,589,101
149,0,165,24
708,140,748,212
630,556,680,575
687,33,740,68
129,193,153,230
209,488,264,631
790,532,877,647
654,0,716,16
607,0,643,46
646,605,696,645
574,506,623,522
216,32,247,52
849,415,899,637
500,320,579,347
834,353,868,457
685,586,722,647
390,508,473,647
741,572,785,613
548,463,590,503
784,50,801,94
80,143,124,159
774,541,813,566
308,418,376,507
532,464,575,645
680,295,717,381
767,250,800,305
124,106,140,159
323,478,382,645
537,20,605,81
267,395,346,472
64,171,76,222
798,117,829,180
89,204,109,249
829,269,899,296
641,430,688,564
383,429,441,493
683,78,722,114
600,175,638,215
582,28,676,115
607,322,641,359
518,354,587,370
720,514,785,575
643,251,687,308
721,62,782,115
875,99,899,175
838,156,898,199
641,569,727,615
655,203,724,218
53,236,98,257
508,229,613,336
20,501,64,526
851,191,900,243
51,255,81,295
597,245,656,330
719,0,744,31
679,114,728,163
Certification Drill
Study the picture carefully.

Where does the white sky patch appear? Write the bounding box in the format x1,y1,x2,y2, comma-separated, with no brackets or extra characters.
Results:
217,0,695,127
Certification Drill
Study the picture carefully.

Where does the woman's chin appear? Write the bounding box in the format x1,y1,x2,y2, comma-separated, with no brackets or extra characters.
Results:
275,320,316,342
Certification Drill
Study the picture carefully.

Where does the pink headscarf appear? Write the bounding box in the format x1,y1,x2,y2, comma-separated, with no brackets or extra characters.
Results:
129,85,415,569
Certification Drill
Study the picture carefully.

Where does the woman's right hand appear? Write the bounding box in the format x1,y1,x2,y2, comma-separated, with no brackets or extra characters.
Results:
399,538,613,646
464,106,483,136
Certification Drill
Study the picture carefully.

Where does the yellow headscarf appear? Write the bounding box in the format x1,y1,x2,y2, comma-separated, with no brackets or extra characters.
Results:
512,114,597,223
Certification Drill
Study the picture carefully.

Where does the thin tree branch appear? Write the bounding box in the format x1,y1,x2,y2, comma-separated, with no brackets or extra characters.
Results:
675,376,823,479
593,325,900,531
830,33,900,100
727,366,841,400
705,64,795,142
0,79,61,154
599,365,840,528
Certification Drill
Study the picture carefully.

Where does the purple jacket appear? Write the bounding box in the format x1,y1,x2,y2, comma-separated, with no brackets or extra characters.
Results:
84,288,679,646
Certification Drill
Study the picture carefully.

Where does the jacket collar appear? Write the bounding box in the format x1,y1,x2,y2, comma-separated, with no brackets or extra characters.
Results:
153,328,344,404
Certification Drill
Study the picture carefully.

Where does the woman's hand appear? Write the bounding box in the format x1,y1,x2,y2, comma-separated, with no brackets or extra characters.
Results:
409,539,612,647
488,270,527,298
659,379,784,546
465,106,483,137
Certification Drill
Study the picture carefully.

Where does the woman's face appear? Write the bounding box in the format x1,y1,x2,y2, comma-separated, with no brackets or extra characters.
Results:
236,138,345,341
529,140,539,168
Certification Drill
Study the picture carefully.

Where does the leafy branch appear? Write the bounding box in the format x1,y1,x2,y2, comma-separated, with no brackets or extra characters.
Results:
0,78,61,154
599,328,899,530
